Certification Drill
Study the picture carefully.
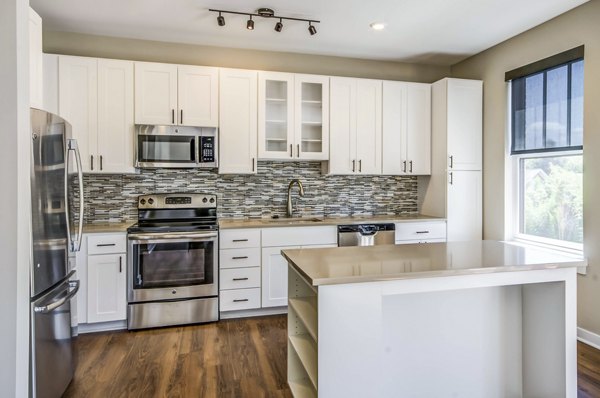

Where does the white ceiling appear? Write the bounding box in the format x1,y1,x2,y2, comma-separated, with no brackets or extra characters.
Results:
31,0,588,65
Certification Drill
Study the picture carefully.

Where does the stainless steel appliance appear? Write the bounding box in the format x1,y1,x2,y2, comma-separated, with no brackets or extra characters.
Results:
127,193,219,329
338,223,396,247
29,108,83,398
135,125,218,168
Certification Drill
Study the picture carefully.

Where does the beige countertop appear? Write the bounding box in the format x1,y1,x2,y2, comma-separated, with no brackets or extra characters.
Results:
82,222,134,234
281,241,586,286
218,214,445,229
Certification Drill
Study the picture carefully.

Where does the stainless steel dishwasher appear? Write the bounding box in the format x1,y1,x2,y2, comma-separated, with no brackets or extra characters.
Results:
337,223,396,247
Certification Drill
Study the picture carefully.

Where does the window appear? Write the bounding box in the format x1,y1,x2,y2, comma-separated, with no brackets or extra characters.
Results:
508,52,583,251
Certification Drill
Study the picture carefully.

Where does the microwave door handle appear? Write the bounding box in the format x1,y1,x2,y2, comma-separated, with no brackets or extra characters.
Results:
69,139,85,252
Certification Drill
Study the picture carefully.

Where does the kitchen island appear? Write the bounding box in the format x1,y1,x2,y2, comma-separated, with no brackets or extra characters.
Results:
282,241,586,398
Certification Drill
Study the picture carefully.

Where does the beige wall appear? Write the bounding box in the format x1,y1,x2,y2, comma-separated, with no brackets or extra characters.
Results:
43,30,450,83
451,0,600,334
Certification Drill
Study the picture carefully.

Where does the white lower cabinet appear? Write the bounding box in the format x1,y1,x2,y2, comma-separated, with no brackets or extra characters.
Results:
262,246,300,308
395,221,447,244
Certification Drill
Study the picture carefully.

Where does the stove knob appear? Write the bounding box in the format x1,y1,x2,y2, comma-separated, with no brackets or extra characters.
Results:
209,198,215,203
140,199,146,205
148,198,154,205
202,197,208,203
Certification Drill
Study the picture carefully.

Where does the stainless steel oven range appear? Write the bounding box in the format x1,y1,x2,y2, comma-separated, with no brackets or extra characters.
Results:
127,193,218,330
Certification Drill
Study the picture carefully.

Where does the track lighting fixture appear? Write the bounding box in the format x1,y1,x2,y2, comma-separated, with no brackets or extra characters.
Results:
274,18,283,32
217,12,225,27
209,8,319,35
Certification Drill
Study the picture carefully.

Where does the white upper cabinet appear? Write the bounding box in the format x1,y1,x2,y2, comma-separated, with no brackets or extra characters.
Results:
59,55,134,173
177,65,219,127
97,59,135,173
329,77,381,175
258,73,329,161
219,68,258,174
382,81,431,175
444,78,483,171
134,62,178,125
134,62,218,127
29,8,43,109
59,56,98,172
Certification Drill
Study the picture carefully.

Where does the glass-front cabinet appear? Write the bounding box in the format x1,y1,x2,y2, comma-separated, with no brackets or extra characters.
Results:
258,72,329,161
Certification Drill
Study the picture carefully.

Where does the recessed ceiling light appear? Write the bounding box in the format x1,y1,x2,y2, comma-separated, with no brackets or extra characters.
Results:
370,22,386,31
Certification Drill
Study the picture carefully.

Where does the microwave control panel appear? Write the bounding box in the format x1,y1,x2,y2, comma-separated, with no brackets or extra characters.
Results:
199,136,215,163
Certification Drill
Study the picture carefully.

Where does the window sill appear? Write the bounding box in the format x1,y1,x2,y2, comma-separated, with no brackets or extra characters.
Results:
509,237,587,275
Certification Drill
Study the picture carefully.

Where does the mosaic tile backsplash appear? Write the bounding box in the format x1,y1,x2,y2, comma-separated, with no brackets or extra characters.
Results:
77,162,418,224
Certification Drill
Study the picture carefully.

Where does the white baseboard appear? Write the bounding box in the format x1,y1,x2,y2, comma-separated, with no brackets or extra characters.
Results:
77,320,127,335
577,327,600,350
220,306,287,320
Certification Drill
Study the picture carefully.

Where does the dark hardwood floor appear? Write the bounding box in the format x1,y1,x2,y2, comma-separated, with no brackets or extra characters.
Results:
64,315,600,397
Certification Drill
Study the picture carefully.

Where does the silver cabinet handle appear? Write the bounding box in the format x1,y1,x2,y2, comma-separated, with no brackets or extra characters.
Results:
90,154,94,171
409,160,413,173
34,279,80,313
359,159,362,172
297,144,300,157
252,158,255,172
96,243,116,247
233,277,249,281
232,256,249,259
180,109,183,125
449,155,454,169
233,298,249,302
352,160,356,172
449,172,454,185
100,155,103,171
172,109,175,124
403,161,407,173
290,144,293,158
416,231,430,234
119,256,122,273
232,239,248,242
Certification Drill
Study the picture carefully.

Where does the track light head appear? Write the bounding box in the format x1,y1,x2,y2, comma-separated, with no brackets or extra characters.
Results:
217,12,225,26
247,15,254,30
308,22,317,35
274,19,283,32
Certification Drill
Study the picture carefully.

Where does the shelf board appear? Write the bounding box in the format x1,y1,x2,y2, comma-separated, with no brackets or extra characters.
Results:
289,335,318,389
301,100,322,104
266,138,287,142
301,139,323,143
266,120,287,124
289,379,317,398
289,297,318,341
266,98,286,102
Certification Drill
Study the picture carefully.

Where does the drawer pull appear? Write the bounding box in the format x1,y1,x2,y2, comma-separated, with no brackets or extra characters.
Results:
233,277,249,281
415,231,430,234
233,298,249,303
232,256,249,260
96,243,116,247
232,239,249,242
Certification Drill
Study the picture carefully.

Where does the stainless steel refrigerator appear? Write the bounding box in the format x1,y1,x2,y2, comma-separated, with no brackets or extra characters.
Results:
29,108,84,398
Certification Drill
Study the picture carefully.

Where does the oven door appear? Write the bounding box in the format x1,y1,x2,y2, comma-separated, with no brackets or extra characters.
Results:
127,232,218,302
136,134,198,168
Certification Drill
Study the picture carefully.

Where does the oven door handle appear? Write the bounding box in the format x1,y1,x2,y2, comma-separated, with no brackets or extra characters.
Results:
128,232,218,241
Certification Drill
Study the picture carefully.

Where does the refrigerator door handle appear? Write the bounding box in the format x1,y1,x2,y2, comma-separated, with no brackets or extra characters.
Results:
34,279,80,314
68,139,85,252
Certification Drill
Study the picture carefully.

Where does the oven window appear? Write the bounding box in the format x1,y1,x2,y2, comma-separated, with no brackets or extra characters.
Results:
133,241,214,289
138,135,195,163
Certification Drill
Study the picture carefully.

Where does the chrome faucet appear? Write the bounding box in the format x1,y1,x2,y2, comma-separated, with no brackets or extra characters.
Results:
287,179,305,217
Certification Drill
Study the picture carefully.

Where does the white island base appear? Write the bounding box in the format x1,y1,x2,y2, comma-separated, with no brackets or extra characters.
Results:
284,242,582,398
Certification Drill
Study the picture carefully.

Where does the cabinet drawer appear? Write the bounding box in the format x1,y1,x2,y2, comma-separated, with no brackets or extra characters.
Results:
395,222,446,242
220,267,261,290
220,288,261,311
87,233,126,255
262,226,337,247
220,229,261,249
220,248,261,269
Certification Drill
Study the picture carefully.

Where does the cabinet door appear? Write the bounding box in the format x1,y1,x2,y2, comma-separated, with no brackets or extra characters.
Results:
134,62,177,125
262,246,300,308
87,253,126,323
177,65,219,127
29,8,43,109
219,68,258,174
447,170,482,241
446,79,482,171
97,59,134,173
355,79,382,175
43,54,59,115
329,77,356,174
59,55,98,172
74,235,88,324
258,72,294,160
406,83,431,175
295,74,330,160
382,81,408,175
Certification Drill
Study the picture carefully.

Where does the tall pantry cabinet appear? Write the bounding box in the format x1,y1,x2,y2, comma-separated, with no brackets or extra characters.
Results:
420,78,483,241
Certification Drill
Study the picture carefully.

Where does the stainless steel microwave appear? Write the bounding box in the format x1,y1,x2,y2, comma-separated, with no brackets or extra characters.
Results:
135,125,218,169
